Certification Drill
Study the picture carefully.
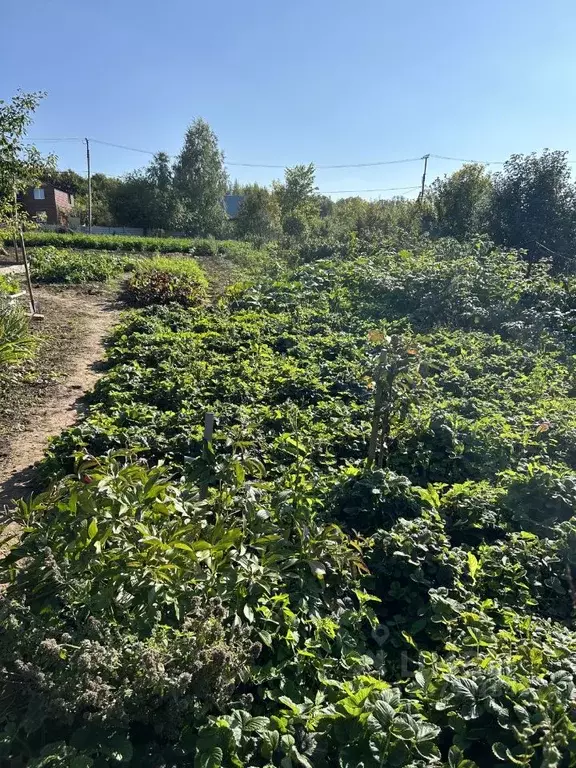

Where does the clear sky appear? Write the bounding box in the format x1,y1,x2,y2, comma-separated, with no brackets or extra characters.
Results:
2,0,576,199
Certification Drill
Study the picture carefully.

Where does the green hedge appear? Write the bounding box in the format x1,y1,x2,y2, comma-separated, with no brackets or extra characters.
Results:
1,231,264,264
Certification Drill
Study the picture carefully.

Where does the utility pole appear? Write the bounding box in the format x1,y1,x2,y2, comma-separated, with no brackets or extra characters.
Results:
85,138,92,234
419,154,430,203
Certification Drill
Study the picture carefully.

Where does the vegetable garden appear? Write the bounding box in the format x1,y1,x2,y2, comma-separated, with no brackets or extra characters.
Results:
2,238,576,767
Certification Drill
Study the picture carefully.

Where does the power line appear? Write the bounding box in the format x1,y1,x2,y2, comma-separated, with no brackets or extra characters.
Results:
24,137,83,142
89,138,156,155
23,138,576,168
430,154,504,165
320,185,420,194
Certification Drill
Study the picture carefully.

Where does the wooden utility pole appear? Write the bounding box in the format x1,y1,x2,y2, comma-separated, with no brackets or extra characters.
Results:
419,154,430,203
85,138,92,234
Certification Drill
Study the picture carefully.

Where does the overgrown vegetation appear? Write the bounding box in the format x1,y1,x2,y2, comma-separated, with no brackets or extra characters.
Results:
3,238,576,766
124,256,208,307
0,273,19,295
29,246,132,283
0,303,36,369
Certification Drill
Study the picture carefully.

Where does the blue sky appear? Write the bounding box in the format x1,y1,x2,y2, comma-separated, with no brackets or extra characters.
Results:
2,0,576,199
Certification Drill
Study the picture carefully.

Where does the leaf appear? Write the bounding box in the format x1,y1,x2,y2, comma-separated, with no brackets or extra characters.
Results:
402,631,417,648
196,746,223,768
308,560,326,579
243,604,255,623
368,700,395,729
451,677,478,702
492,742,509,761
448,745,463,768
87,518,98,541
259,630,273,646
244,716,270,733
467,552,479,582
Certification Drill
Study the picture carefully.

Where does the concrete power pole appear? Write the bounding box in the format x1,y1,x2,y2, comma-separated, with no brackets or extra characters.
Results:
85,138,92,234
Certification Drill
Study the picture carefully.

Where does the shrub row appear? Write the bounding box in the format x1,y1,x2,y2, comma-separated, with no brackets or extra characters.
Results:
2,230,265,263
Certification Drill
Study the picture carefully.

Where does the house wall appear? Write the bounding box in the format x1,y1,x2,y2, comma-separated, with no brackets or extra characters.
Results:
19,185,74,225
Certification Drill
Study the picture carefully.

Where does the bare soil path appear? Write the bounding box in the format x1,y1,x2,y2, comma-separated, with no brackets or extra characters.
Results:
0,286,120,517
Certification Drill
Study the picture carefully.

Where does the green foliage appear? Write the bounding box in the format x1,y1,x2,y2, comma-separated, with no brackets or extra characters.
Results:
428,163,492,240
172,118,229,236
8,230,267,260
30,246,131,283
235,184,282,244
110,152,176,231
488,150,576,272
0,304,37,367
4,239,576,765
124,257,208,307
274,164,321,240
11,231,193,252
0,273,19,295
0,90,55,232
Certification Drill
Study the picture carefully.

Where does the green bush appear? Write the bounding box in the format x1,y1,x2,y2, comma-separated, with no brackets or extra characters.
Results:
0,274,19,296
3,231,268,262
124,256,208,307
30,246,131,283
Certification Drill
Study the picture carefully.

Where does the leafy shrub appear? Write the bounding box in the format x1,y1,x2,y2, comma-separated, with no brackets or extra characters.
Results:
6,231,268,264
0,274,18,296
0,304,36,368
30,246,131,283
124,257,208,307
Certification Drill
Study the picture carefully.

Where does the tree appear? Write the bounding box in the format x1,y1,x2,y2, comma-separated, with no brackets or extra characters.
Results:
273,163,320,238
44,168,87,197
172,118,228,236
145,152,175,231
0,90,55,232
235,184,281,243
428,163,492,239
487,150,576,272
109,171,152,228
111,153,175,231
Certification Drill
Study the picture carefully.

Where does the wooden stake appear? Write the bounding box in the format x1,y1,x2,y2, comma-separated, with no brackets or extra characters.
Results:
367,350,387,466
18,228,39,317
204,412,215,445
12,187,21,264
200,412,215,500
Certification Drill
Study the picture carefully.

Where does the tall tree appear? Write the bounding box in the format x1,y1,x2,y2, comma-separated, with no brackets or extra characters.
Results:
429,163,492,239
487,150,576,272
172,118,228,236
0,90,55,230
109,171,152,228
146,152,175,231
235,184,281,243
109,153,175,230
44,168,87,196
273,163,320,238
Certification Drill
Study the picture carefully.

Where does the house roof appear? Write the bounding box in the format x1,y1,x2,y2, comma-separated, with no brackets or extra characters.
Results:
224,194,244,218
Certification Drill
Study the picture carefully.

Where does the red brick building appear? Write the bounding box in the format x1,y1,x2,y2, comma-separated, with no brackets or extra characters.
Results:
18,184,75,225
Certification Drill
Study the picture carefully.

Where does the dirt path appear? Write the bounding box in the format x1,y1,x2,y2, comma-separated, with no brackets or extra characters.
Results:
0,287,120,514
0,264,25,276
